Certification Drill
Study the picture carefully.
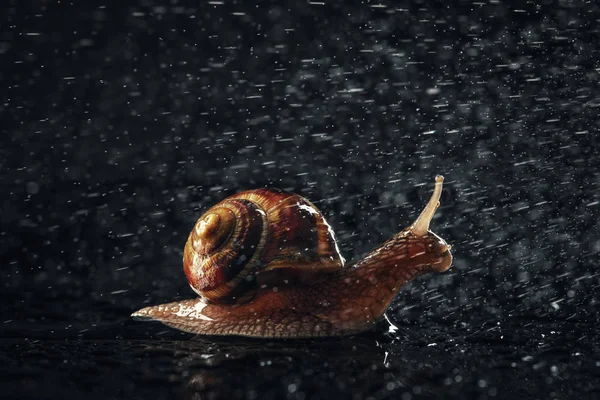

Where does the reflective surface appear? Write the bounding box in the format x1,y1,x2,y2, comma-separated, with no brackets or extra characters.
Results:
3,316,597,399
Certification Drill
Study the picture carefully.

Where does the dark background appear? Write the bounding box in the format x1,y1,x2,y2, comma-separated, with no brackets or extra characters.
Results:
1,1,599,399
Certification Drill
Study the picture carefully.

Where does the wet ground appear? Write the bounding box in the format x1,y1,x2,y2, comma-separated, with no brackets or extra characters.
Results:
2,1,600,399
3,312,599,399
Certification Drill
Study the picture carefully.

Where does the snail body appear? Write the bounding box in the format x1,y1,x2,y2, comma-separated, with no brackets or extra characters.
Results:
132,176,453,338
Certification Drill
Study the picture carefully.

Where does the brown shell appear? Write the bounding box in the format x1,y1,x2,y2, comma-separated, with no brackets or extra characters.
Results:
183,188,345,303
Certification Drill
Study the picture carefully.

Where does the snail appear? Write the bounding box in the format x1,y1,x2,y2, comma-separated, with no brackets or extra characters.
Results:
132,176,453,338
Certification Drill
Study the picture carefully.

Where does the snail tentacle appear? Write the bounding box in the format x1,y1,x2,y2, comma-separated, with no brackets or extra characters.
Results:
411,175,444,237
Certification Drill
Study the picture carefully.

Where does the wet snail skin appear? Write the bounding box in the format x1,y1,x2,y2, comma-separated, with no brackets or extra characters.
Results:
132,176,453,338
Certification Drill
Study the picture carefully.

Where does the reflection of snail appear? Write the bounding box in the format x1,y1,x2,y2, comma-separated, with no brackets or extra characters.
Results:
184,337,391,395
136,336,392,396
132,176,453,338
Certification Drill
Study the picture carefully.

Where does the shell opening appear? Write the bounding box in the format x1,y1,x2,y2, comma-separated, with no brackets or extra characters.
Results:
411,175,444,237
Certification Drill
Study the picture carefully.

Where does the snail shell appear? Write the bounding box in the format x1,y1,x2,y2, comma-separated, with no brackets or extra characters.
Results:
183,189,345,304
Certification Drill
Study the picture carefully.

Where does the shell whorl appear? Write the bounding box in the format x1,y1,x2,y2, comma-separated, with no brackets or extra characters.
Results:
184,199,268,303
183,189,344,304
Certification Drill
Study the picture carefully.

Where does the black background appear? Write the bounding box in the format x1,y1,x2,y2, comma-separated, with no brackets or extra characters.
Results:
1,1,599,399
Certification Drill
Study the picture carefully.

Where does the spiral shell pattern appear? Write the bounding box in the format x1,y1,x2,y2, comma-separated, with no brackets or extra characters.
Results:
183,189,344,304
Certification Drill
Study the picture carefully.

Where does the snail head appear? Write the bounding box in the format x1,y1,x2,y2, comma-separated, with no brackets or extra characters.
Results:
406,175,453,273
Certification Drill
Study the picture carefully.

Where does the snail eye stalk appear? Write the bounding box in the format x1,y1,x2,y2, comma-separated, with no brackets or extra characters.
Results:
411,175,444,237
